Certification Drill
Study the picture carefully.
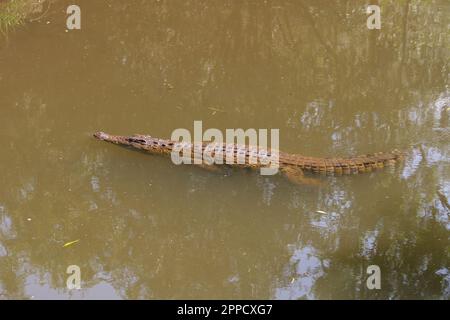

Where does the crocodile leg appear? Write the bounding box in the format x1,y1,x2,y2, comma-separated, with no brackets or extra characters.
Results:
280,166,322,186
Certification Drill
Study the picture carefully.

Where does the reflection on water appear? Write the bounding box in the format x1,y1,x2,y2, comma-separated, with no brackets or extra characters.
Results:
0,0,449,299
276,245,325,300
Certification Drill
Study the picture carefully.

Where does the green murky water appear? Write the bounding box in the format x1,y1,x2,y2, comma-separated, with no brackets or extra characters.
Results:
0,0,449,299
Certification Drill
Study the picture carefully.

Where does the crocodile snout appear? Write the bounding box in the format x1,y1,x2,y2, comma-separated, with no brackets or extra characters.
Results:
93,131,109,140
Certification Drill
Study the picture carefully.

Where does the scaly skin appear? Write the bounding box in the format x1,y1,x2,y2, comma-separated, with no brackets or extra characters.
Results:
93,131,404,176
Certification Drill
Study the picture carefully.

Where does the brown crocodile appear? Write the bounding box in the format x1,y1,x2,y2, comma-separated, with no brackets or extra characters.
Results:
93,131,404,184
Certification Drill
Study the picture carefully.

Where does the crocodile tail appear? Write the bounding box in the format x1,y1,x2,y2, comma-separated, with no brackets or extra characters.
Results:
292,149,405,175
331,149,405,174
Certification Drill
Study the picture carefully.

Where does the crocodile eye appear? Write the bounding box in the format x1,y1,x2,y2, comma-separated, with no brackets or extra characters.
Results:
127,138,146,144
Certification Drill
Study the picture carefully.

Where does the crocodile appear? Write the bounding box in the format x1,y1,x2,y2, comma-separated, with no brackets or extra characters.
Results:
93,131,404,184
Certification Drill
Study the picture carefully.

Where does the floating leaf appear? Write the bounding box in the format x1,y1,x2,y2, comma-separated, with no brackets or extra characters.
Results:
63,240,80,248
315,210,327,214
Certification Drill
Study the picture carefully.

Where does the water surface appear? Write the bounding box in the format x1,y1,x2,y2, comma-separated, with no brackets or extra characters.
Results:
0,0,449,299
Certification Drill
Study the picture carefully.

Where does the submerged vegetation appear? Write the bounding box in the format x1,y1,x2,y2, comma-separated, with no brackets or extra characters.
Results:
0,0,48,35
0,0,27,35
